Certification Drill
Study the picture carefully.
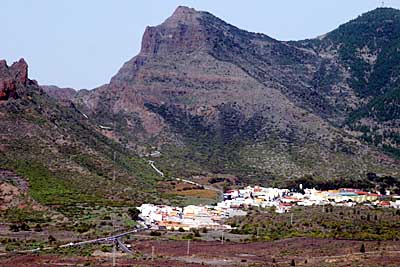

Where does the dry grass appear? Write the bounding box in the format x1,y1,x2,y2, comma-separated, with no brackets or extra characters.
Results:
173,189,218,199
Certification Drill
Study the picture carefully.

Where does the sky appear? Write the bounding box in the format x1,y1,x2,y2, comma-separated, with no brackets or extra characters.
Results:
2,0,400,89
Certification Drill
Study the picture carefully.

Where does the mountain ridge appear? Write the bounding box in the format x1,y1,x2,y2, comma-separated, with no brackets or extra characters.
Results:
40,7,400,183
56,6,398,181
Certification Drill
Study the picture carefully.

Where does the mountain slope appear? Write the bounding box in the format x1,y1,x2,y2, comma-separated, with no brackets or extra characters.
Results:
312,8,400,160
0,59,167,210
72,6,399,181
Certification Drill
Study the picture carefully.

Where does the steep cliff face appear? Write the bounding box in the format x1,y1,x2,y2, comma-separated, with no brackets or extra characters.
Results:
71,6,399,180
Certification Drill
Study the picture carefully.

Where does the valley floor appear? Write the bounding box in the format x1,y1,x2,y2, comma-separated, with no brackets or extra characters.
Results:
1,237,400,267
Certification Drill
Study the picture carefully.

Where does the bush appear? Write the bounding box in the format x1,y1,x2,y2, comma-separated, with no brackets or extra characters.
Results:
19,223,30,231
74,223,94,233
9,224,19,232
34,224,42,232
192,229,201,237
183,233,194,240
48,235,56,244
150,231,161,236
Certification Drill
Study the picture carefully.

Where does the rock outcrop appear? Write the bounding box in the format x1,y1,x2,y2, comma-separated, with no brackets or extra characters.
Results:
42,85,77,105
0,58,28,101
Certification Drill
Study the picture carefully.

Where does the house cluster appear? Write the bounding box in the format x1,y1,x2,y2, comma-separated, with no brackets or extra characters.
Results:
222,186,400,213
138,185,400,230
137,203,246,231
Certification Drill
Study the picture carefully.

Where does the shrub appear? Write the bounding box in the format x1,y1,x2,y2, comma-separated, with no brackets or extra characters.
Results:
127,207,140,220
192,229,201,237
9,224,19,232
19,222,30,231
48,235,56,244
34,224,42,232
150,231,161,236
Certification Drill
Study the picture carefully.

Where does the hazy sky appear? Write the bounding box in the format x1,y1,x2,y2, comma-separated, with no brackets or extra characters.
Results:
2,0,399,89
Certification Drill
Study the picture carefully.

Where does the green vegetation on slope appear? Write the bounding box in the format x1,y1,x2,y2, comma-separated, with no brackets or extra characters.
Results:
229,206,400,241
326,7,400,97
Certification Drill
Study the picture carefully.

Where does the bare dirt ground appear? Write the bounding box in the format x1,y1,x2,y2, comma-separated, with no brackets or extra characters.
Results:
1,237,400,266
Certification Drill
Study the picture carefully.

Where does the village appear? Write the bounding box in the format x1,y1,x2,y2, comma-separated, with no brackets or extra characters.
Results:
138,185,400,231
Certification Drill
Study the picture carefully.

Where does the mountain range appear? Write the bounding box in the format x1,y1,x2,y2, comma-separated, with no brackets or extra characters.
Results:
1,6,399,207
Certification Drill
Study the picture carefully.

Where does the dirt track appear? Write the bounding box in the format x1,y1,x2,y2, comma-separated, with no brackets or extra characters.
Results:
1,237,400,266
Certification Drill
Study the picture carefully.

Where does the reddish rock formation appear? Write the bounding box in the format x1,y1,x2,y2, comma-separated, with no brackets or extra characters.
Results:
11,58,28,85
0,80,16,100
0,58,28,101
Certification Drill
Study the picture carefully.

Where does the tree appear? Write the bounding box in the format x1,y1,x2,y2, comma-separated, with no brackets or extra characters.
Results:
193,229,201,237
150,231,161,236
48,235,56,244
19,222,30,231
127,207,140,220
34,224,42,232
360,243,366,253
9,224,19,232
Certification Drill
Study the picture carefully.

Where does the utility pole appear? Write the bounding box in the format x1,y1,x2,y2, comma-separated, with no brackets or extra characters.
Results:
113,120,116,182
221,231,224,245
187,239,190,256
112,117,117,267
290,213,293,225
113,151,116,182
112,214,116,266
151,245,155,261
112,240,116,267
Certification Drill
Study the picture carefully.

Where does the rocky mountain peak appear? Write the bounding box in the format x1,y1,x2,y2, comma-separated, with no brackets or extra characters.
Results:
140,6,207,56
164,6,201,27
111,6,211,84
